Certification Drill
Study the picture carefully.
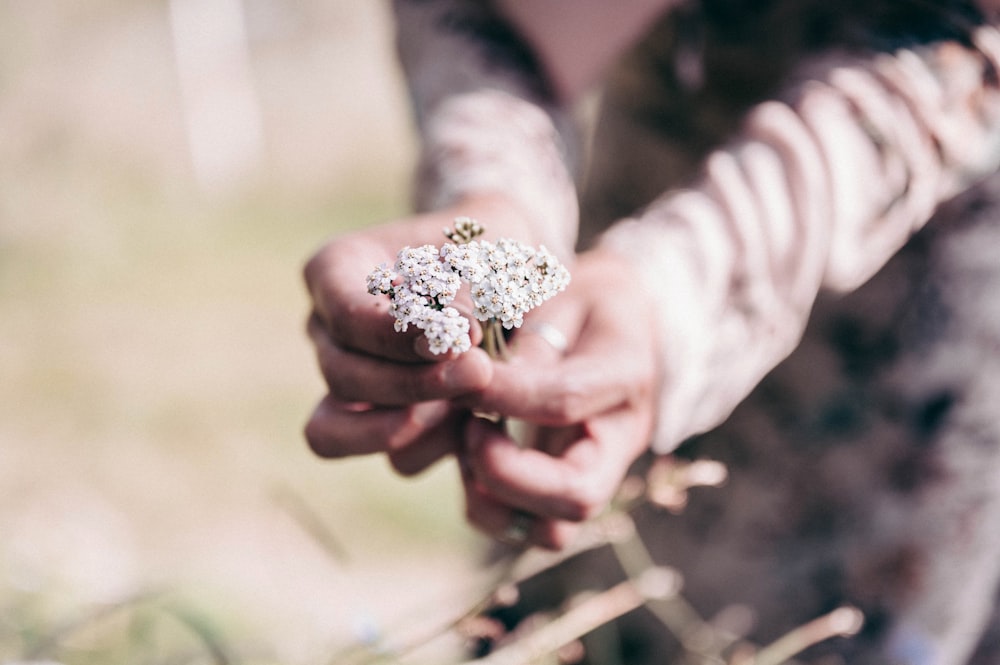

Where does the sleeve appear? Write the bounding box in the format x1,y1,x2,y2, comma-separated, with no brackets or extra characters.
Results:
598,21,1000,453
391,0,581,261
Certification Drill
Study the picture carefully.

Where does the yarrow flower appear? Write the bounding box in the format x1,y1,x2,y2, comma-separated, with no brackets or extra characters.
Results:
366,254,472,354
365,217,570,356
462,238,569,330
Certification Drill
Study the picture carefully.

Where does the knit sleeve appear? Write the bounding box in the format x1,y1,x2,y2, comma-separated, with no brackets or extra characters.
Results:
391,0,580,260
599,23,1000,452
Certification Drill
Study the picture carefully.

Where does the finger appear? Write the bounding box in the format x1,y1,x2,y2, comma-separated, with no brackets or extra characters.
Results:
460,460,579,550
465,412,649,523
507,297,582,359
470,352,645,426
472,250,660,424
304,222,484,363
304,395,452,458
473,309,656,424
309,315,494,405
322,297,484,363
305,248,430,364
387,407,468,476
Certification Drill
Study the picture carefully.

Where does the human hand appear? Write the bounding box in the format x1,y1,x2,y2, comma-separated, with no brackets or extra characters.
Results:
458,250,662,549
304,204,490,475
303,195,550,475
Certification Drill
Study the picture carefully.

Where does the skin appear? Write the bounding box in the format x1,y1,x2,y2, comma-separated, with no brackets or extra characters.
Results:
305,3,666,548
303,196,509,475
305,195,662,549
495,0,681,101
458,251,661,548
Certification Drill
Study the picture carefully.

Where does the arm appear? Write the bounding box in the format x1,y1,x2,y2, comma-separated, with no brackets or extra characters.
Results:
463,13,1000,548
598,20,1000,452
393,0,581,259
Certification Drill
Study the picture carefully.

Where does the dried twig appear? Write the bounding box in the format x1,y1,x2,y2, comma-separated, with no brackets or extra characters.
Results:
736,605,864,665
324,457,865,665
459,571,679,665
327,510,650,665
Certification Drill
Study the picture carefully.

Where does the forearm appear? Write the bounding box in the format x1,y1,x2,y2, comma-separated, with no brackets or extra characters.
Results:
392,0,581,260
600,22,1000,452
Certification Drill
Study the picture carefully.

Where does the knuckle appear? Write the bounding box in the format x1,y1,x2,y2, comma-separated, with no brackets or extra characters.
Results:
326,298,370,345
310,332,344,389
302,251,322,291
544,385,588,424
303,239,348,289
320,360,351,400
316,352,361,403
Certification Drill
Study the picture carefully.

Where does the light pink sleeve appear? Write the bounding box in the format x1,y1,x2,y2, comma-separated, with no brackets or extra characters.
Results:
392,0,580,261
600,26,1000,452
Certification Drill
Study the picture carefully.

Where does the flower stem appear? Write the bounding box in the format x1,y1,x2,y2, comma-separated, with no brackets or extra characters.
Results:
483,319,509,361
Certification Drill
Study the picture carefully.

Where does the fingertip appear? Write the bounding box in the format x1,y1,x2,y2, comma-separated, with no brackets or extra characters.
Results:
388,450,437,477
538,521,580,551
443,347,494,391
304,404,339,459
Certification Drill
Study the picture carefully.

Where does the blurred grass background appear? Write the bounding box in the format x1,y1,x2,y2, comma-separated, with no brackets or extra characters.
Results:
0,2,487,663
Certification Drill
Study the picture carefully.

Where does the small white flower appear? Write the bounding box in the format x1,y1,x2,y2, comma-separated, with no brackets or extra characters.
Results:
366,262,397,295
395,244,461,304
463,238,569,331
441,241,489,283
444,216,485,244
389,289,429,332
422,307,472,355
367,217,569,355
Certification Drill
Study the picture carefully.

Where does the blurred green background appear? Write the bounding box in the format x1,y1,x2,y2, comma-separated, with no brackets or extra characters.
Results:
0,2,486,663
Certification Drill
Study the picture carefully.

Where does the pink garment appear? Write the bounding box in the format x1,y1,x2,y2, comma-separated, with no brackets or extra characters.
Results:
392,0,1000,452
602,31,1000,451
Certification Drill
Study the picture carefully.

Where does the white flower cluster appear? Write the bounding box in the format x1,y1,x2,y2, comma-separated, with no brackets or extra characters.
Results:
366,219,570,355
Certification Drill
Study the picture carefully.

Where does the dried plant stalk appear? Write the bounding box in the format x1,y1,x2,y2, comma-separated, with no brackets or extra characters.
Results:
459,576,675,665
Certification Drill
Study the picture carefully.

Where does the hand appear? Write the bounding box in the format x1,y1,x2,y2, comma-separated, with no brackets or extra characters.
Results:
303,195,542,475
459,249,662,549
